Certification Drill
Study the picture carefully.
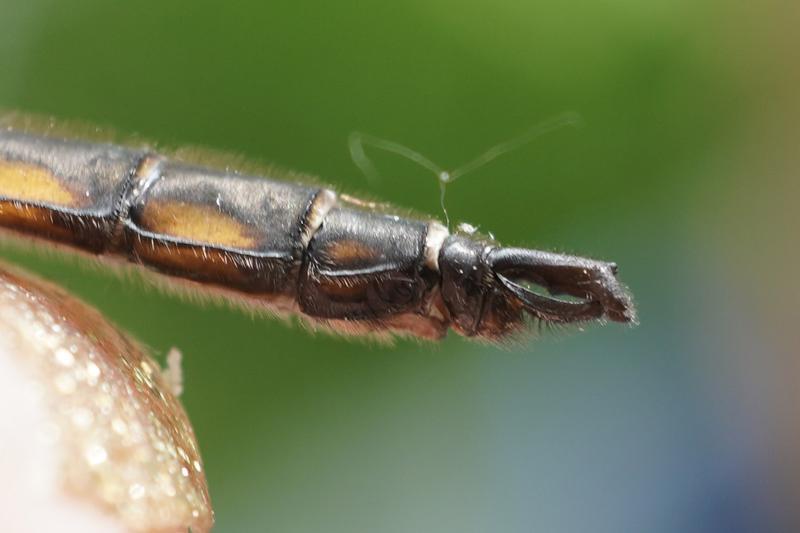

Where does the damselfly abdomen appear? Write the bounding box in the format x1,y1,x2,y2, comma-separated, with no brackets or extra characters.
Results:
0,127,635,341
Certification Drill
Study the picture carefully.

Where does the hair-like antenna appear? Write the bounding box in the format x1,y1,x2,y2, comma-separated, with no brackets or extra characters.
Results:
349,131,445,183
349,131,454,227
448,112,582,182
348,112,583,228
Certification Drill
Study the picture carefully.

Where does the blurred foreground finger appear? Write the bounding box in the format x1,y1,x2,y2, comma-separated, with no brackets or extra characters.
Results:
0,262,213,532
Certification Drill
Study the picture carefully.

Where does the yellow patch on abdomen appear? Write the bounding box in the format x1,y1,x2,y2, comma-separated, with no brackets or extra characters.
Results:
325,239,377,264
141,200,257,250
0,160,76,205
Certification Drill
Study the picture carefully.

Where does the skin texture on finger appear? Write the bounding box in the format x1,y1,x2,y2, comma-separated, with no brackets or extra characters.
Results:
0,262,213,532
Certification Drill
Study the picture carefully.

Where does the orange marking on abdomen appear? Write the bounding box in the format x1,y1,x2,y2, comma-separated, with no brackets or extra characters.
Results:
0,160,76,206
131,237,252,285
325,239,377,264
0,203,75,241
140,200,258,250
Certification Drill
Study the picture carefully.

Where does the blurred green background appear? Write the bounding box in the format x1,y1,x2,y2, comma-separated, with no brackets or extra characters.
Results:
1,0,798,531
